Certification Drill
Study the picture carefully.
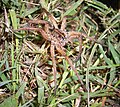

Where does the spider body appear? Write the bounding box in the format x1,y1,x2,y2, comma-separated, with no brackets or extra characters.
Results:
16,8,97,92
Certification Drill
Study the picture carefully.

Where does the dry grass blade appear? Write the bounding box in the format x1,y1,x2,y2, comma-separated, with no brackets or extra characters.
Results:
50,43,57,93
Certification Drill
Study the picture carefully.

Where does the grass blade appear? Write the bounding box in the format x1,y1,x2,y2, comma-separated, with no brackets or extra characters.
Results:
63,0,83,16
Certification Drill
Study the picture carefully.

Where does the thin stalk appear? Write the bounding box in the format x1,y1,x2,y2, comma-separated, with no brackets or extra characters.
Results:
86,43,98,107
9,9,19,91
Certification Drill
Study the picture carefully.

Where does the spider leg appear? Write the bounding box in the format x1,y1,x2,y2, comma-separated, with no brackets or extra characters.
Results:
50,42,57,94
66,32,83,61
16,27,49,40
68,31,97,42
75,36,83,61
68,31,97,61
42,8,58,29
56,46,87,92
61,16,67,31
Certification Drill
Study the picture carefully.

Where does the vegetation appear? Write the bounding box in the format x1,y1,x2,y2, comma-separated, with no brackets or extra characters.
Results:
0,0,120,107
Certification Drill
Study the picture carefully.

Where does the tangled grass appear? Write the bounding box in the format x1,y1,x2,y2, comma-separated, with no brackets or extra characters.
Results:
0,0,120,107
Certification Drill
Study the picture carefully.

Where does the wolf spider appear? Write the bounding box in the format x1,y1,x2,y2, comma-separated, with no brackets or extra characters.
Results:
16,8,96,92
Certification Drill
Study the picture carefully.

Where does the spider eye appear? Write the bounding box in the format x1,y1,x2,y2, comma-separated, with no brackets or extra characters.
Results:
58,24,61,29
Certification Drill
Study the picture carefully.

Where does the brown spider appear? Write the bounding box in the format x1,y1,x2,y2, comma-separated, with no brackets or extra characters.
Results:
16,8,96,92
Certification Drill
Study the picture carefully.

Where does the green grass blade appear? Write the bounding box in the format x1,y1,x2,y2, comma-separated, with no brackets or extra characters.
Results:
0,80,15,87
16,82,27,98
63,0,84,16
20,98,34,107
99,44,112,65
89,64,120,70
86,43,98,106
9,10,17,29
0,95,18,107
22,7,40,17
58,59,69,88
35,69,49,91
87,1,109,13
89,74,104,85
9,9,20,88
108,68,116,85
108,40,120,64
98,20,119,40
38,87,44,105
49,93,79,106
